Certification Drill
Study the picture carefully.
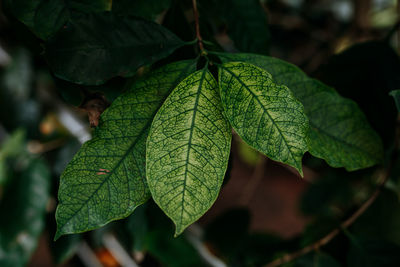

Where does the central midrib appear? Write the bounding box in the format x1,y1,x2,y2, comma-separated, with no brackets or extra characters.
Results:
221,65,298,165
59,61,197,233
179,69,207,229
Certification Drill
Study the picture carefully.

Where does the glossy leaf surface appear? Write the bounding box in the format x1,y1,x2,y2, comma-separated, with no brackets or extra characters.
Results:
55,60,196,239
219,62,308,174
217,53,383,171
146,68,232,235
45,12,185,85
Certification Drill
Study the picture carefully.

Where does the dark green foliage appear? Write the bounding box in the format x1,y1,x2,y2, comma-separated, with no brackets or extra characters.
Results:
1,1,398,266
200,0,270,54
5,0,111,39
45,12,185,85
112,0,172,20
317,41,400,148
0,159,51,266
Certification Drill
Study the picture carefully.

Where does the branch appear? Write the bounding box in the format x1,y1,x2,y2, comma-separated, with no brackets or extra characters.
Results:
264,116,400,267
264,168,392,267
192,0,205,52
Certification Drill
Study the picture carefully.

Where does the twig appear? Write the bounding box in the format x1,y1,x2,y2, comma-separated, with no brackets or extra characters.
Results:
264,114,400,267
192,0,205,52
263,168,392,267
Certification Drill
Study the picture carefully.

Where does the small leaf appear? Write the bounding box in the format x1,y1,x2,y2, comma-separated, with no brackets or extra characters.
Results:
5,0,111,39
0,159,50,266
217,53,383,171
45,12,185,85
55,60,196,239
146,68,232,235
218,62,308,174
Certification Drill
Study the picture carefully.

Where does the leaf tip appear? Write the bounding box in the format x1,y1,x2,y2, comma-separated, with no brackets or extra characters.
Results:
54,230,63,241
295,164,304,178
173,222,185,237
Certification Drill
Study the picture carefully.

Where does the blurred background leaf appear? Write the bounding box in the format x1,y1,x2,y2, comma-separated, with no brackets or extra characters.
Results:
0,158,50,267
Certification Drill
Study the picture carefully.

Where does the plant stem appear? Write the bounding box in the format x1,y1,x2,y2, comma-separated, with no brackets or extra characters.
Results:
192,0,205,52
264,170,392,267
263,118,400,267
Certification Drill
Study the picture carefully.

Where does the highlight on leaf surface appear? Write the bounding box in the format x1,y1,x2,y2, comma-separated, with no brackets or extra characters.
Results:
218,62,309,175
146,68,232,236
55,60,196,240
217,53,384,171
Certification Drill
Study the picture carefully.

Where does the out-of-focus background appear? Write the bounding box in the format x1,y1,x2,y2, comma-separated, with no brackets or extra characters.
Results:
1,0,400,266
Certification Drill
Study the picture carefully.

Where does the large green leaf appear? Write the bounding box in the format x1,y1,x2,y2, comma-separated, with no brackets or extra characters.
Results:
45,12,185,85
217,53,383,171
5,0,111,39
0,159,50,267
218,62,308,174
55,60,196,239
146,68,232,235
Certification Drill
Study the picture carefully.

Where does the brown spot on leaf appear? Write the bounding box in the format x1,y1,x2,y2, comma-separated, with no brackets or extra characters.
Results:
97,168,111,175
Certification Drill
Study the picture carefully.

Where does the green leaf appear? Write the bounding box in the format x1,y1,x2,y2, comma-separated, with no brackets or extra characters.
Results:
0,129,26,185
55,60,196,239
218,62,308,174
0,159,50,267
5,0,111,39
45,12,185,85
390,90,400,112
112,0,172,20
217,53,383,171
146,68,232,235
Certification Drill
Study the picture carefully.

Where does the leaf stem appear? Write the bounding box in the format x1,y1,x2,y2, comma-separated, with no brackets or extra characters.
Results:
192,0,205,54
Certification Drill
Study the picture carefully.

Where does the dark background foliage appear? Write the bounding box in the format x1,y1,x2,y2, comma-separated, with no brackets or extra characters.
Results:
1,0,400,266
